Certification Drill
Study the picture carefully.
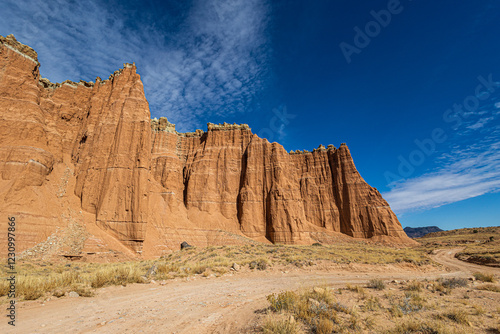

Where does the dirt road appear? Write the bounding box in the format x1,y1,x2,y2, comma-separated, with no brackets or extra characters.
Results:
2,249,498,334
432,248,500,275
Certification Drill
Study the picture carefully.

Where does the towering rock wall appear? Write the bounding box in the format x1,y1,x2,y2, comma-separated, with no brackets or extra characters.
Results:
0,35,412,258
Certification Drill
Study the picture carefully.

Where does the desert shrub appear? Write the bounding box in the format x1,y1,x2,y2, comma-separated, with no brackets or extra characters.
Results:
70,283,94,297
212,266,228,275
348,314,361,331
364,296,381,311
156,263,180,276
346,284,366,295
17,276,47,300
315,317,334,334
368,278,386,290
477,284,500,292
0,280,9,297
473,304,486,315
268,291,299,312
91,265,143,287
474,272,496,282
389,319,443,334
266,287,350,332
257,259,268,270
393,292,426,315
90,271,107,288
439,277,468,289
262,315,302,334
191,263,208,275
431,281,447,294
332,302,351,314
23,288,44,300
406,280,423,292
389,304,404,318
445,308,469,324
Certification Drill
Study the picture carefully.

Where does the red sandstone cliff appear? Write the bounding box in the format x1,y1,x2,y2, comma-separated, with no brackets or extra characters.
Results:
0,35,414,258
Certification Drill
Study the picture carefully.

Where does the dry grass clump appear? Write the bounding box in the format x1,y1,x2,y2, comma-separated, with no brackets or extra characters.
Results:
477,284,500,292
262,315,303,334
70,283,94,297
262,277,498,333
406,280,423,292
364,296,381,311
472,304,486,315
346,283,366,296
392,291,426,315
368,278,386,290
439,277,468,289
473,272,496,283
430,277,469,295
90,265,143,288
443,308,469,324
388,319,444,334
0,262,144,301
266,288,349,333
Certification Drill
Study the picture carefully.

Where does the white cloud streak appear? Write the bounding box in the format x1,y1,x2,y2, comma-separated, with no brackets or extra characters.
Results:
467,117,494,130
0,0,271,131
384,141,500,213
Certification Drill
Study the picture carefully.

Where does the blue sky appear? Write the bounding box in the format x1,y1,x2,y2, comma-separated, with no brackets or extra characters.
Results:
1,0,499,230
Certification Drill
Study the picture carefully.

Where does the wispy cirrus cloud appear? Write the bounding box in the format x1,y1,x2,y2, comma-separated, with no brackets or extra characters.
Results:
384,138,500,214
383,93,500,214
0,0,272,131
467,117,495,130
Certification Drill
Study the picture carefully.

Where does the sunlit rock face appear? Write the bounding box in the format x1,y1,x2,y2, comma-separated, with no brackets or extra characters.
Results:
0,35,413,258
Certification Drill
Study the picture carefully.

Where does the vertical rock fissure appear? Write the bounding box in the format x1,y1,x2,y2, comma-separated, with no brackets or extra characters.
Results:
236,146,248,227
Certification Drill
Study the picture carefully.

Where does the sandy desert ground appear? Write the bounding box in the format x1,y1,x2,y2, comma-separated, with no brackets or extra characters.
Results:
2,248,499,334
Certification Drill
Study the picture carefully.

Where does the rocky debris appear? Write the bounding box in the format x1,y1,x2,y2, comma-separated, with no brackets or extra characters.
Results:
151,117,176,132
57,167,72,198
0,34,38,62
139,276,150,284
68,291,79,298
180,242,193,250
0,35,414,259
52,289,65,298
231,263,240,271
207,122,250,131
313,144,327,152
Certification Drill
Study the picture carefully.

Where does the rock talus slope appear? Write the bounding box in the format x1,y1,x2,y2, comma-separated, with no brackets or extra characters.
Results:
0,35,414,258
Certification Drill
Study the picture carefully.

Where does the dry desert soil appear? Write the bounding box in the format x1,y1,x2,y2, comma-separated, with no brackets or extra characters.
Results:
2,248,500,334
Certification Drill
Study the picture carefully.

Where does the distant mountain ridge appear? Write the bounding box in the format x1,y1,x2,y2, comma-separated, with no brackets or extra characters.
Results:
404,226,444,238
